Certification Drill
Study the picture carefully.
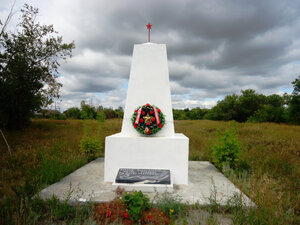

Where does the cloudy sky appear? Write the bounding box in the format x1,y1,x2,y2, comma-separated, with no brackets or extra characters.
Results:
1,0,300,110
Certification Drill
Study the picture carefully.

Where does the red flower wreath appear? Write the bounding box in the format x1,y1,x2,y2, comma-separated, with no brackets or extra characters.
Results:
131,103,165,135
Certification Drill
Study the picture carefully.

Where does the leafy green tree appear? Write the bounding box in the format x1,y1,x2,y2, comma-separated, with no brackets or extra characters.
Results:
287,76,300,124
173,109,185,120
103,107,116,119
191,107,206,120
63,107,81,119
0,4,74,129
266,94,284,108
248,94,285,123
205,94,239,121
80,101,96,120
114,106,124,118
235,89,267,122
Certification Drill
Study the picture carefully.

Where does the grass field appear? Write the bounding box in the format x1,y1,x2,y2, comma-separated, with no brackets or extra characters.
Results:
0,119,299,224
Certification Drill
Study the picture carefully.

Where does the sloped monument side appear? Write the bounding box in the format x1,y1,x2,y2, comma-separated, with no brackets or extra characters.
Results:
104,43,189,185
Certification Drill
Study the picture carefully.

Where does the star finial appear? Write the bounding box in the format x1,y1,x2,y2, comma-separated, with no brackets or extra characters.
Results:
146,22,152,30
146,22,152,42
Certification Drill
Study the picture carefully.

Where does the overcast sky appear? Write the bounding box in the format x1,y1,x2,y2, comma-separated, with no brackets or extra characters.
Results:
1,0,300,110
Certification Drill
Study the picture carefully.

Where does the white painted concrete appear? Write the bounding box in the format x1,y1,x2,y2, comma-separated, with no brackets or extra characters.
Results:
104,42,189,186
121,43,174,137
104,133,189,185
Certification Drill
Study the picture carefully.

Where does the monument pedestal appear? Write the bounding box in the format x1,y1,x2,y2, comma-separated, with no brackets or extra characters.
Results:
104,133,189,185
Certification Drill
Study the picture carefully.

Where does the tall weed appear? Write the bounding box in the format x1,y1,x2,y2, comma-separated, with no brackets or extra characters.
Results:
210,123,242,171
80,120,104,161
153,191,188,218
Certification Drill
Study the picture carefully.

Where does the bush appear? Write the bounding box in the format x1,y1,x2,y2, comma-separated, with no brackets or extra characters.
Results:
122,191,151,221
79,136,102,161
210,123,242,171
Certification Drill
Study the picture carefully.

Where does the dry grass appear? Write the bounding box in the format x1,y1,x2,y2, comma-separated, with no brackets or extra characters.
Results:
175,120,300,224
0,119,299,224
0,119,122,199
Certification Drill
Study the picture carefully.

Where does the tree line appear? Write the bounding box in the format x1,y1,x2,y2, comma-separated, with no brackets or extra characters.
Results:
173,76,300,125
39,75,300,125
36,101,124,121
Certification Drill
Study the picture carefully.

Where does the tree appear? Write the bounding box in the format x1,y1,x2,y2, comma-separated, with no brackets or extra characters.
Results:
205,94,239,121
287,76,300,124
0,4,74,129
114,106,124,118
80,101,97,120
235,89,267,122
103,107,116,119
292,76,300,95
63,107,81,119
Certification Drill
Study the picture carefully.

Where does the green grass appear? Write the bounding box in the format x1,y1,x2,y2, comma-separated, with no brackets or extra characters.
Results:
0,119,299,224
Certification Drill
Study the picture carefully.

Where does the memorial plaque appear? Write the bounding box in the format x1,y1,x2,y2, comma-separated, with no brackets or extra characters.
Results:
115,168,171,184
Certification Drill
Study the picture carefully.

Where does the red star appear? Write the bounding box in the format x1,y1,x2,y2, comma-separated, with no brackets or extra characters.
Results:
146,22,152,30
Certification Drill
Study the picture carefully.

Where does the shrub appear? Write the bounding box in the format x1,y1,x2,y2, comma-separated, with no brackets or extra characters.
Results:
122,191,151,221
210,124,242,171
79,136,102,161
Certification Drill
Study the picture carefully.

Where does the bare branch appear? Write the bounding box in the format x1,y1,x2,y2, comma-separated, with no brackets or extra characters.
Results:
0,129,12,157
0,0,16,37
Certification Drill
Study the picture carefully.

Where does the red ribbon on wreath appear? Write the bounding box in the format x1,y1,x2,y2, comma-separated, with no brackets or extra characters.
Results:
134,107,142,125
153,107,160,125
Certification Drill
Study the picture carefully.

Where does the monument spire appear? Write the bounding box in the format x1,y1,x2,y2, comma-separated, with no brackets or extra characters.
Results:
146,22,152,42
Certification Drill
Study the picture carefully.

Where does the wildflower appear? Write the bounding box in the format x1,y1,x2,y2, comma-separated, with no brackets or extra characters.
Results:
106,209,112,217
124,211,130,219
147,214,152,220
170,209,174,214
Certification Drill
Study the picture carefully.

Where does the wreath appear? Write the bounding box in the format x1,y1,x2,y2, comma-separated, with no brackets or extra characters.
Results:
131,103,165,135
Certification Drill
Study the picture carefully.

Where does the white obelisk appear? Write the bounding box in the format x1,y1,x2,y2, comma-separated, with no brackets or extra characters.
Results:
104,25,189,185
121,43,175,137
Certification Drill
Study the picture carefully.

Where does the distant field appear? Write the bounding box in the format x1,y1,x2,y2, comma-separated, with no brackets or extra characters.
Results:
0,119,299,224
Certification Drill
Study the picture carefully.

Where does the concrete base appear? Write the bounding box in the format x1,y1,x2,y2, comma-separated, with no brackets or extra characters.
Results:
104,133,189,185
39,158,254,207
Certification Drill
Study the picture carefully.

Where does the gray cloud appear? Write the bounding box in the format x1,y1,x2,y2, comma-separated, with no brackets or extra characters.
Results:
1,0,300,110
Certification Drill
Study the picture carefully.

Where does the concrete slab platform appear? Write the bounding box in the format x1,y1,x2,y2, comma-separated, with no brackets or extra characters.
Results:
39,158,253,206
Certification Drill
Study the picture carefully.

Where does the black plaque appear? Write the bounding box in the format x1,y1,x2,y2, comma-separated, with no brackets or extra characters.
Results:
115,168,171,184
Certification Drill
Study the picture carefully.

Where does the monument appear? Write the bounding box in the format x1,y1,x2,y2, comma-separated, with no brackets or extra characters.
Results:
39,24,253,206
104,23,189,191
